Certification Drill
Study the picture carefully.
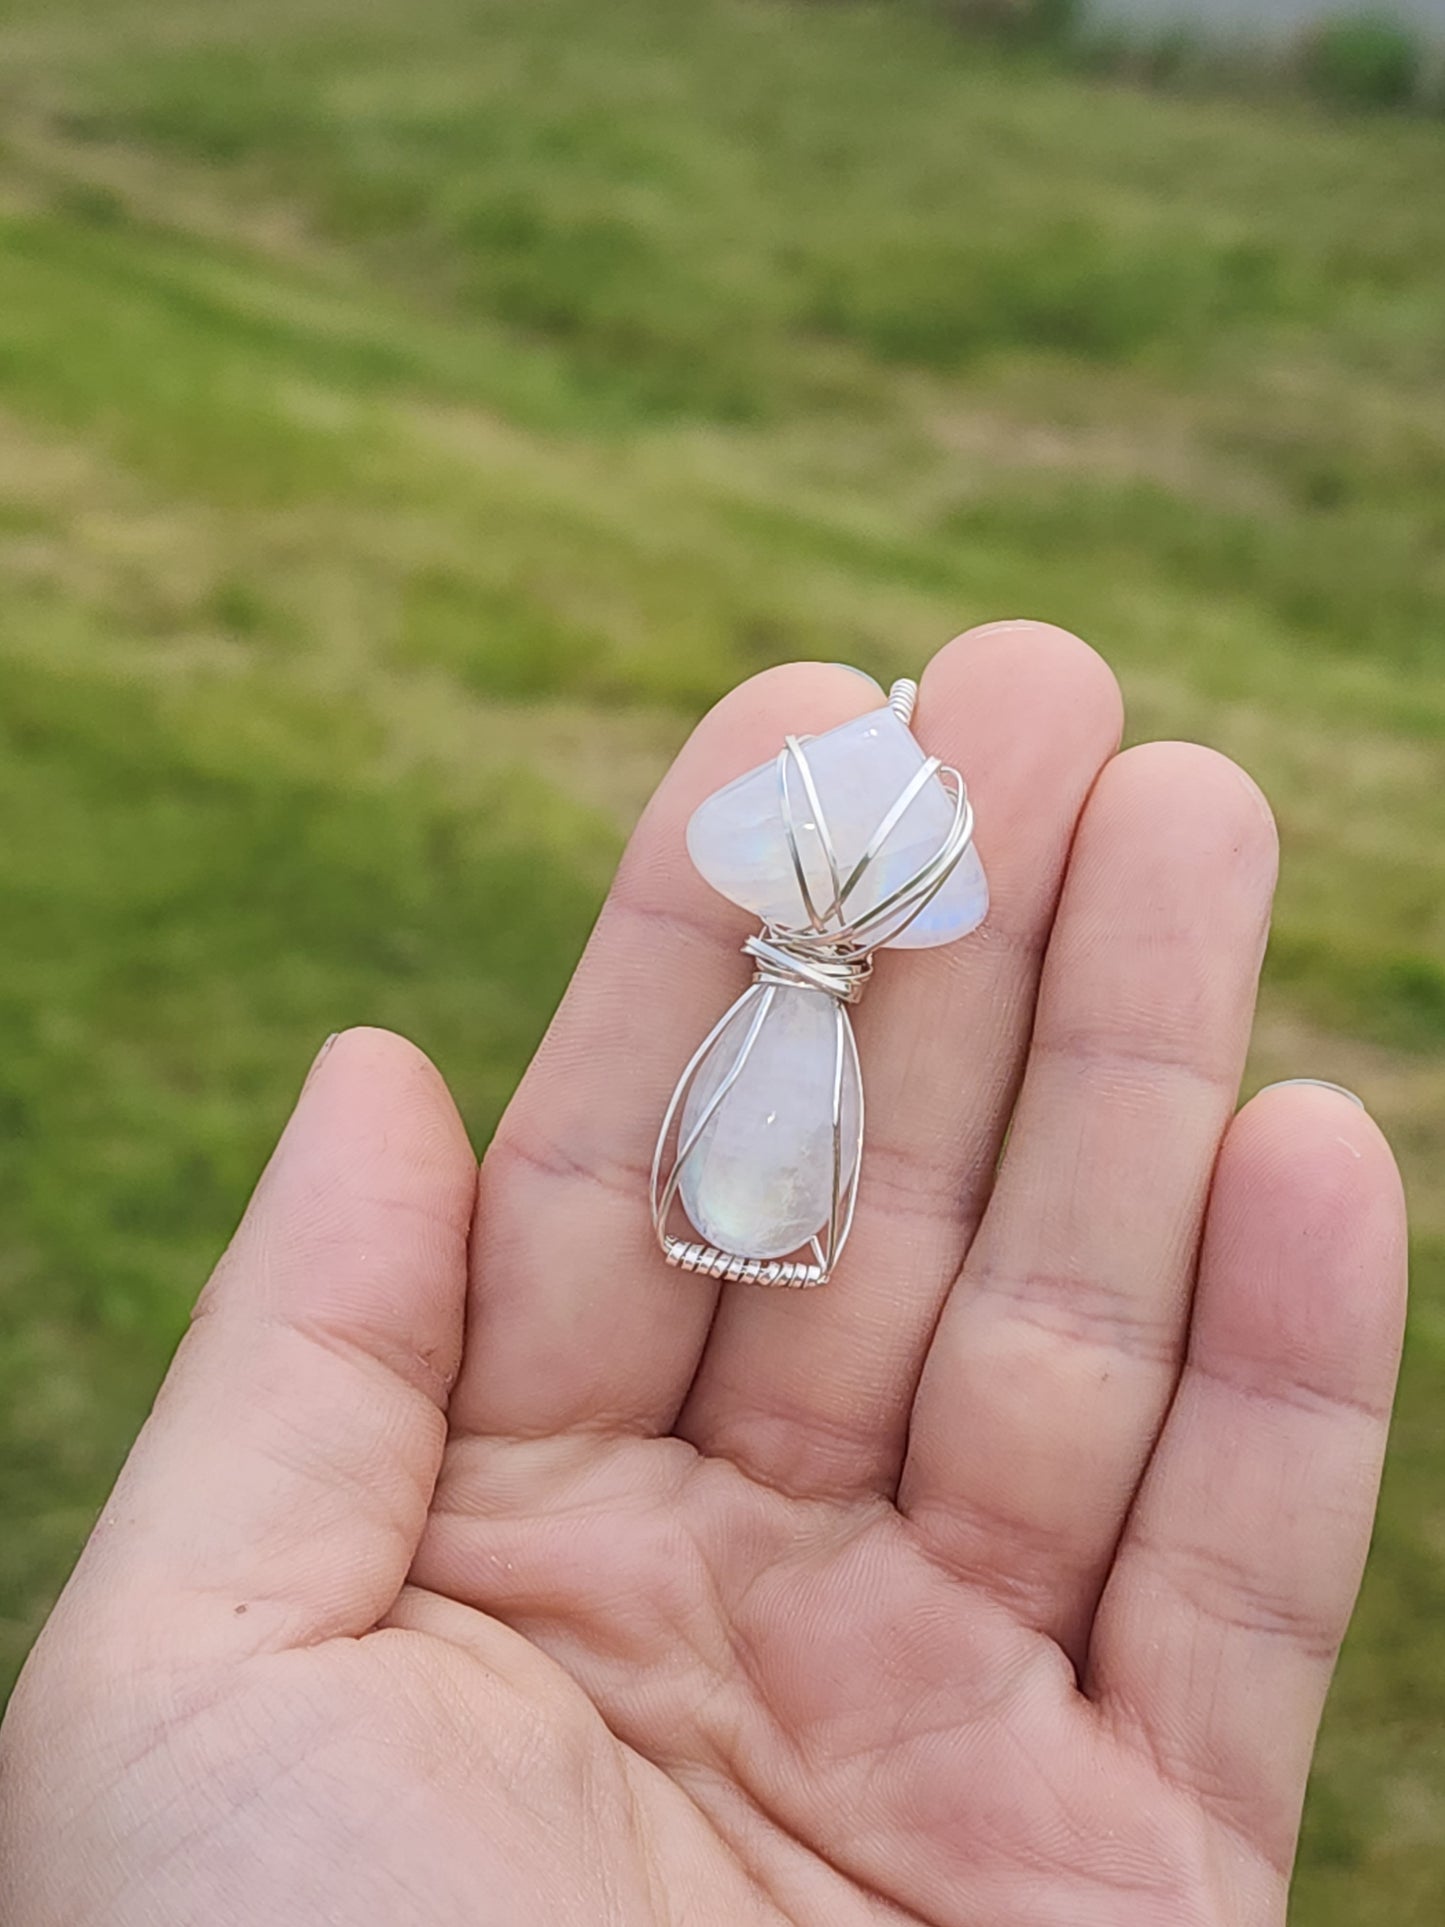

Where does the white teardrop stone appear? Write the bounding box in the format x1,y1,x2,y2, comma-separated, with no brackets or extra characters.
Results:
685,706,987,949
678,986,860,1260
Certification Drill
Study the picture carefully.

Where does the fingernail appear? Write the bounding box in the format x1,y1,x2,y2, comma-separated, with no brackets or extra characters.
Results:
1260,1077,1365,1109
302,1032,339,1091
965,618,1030,638
830,664,883,688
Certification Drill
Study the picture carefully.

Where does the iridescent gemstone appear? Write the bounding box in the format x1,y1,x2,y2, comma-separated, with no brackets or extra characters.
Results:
685,705,987,949
678,986,860,1259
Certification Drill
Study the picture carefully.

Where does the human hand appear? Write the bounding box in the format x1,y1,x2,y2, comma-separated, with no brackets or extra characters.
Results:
0,625,1406,1926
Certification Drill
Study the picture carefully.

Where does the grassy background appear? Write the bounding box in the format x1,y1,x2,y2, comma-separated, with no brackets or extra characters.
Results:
0,1,1441,1916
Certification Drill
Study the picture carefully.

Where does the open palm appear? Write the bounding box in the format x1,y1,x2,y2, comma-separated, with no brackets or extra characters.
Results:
0,626,1406,1927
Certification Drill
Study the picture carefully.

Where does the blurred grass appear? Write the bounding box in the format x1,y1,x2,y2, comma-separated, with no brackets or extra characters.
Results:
0,1,1441,1918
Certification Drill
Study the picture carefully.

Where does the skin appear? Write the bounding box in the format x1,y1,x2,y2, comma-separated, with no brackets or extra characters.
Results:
0,624,1408,1927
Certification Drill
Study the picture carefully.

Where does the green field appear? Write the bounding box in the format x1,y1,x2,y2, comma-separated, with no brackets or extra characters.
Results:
0,1,1442,1917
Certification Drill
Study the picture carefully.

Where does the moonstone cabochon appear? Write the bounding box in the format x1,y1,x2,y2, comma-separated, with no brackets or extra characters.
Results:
685,706,987,949
678,985,861,1260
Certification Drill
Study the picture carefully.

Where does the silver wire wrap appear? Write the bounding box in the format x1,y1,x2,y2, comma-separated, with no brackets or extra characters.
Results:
743,931,873,1004
651,687,975,1288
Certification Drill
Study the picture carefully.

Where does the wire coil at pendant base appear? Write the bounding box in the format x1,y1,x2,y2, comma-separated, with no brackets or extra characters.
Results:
660,1235,826,1289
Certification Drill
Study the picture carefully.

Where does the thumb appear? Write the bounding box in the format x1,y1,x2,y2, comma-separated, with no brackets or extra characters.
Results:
55,1027,477,1660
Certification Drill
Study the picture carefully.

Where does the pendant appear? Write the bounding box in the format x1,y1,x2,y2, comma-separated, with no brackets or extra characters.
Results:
651,678,987,1288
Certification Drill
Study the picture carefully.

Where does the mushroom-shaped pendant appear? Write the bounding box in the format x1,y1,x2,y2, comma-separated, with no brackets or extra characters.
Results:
651,680,987,1288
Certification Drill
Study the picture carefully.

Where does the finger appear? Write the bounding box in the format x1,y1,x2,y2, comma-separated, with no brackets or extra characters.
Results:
444,662,882,1446
1088,1083,1406,1879
901,743,1279,1658
678,622,1122,1496
51,1029,477,1657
